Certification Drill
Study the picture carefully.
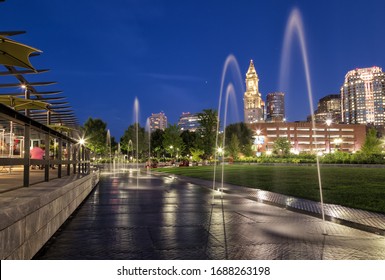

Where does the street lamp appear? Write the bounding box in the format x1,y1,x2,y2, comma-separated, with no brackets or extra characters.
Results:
21,84,30,117
169,145,174,162
78,137,86,173
325,118,332,153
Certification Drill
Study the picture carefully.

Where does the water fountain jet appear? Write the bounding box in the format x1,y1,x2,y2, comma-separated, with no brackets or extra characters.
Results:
279,7,326,234
106,129,112,173
212,54,244,204
134,97,140,189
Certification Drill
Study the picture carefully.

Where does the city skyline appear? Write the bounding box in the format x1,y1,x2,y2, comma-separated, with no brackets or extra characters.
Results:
1,1,385,138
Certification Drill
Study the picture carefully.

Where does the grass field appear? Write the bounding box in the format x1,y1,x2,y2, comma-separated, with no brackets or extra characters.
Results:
157,164,385,214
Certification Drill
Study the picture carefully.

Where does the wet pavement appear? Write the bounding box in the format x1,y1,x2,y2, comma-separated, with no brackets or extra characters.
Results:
34,171,385,260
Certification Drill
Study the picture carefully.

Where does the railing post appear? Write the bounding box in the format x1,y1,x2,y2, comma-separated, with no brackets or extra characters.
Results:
78,145,81,174
86,149,90,174
66,142,71,176
44,133,50,182
23,123,30,187
58,137,62,178
81,145,85,174
72,144,76,174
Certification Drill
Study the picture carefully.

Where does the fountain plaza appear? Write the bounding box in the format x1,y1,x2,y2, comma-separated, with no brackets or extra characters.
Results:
29,166,385,260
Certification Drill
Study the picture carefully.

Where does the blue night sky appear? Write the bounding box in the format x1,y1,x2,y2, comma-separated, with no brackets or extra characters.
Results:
1,0,385,139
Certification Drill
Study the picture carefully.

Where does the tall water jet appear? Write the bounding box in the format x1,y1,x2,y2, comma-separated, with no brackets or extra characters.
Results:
279,7,326,234
212,54,244,204
133,97,140,189
219,83,238,198
106,129,112,173
128,139,133,168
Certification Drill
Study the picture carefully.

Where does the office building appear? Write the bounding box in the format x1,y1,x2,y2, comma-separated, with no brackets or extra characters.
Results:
341,66,385,126
178,112,200,132
249,122,366,154
148,111,167,132
266,92,285,122
311,94,341,123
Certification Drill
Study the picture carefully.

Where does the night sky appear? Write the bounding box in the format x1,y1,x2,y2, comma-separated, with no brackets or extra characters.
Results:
1,0,385,139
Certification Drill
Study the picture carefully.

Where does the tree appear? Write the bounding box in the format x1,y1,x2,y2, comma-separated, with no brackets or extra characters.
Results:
151,129,165,158
272,137,291,156
180,130,198,156
83,117,108,155
120,123,148,160
227,134,241,160
197,109,218,160
190,147,204,163
361,127,382,155
225,122,253,157
162,124,184,159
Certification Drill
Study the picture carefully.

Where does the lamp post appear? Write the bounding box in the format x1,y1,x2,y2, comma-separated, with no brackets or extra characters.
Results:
78,137,85,174
325,118,332,153
217,147,224,159
21,84,30,117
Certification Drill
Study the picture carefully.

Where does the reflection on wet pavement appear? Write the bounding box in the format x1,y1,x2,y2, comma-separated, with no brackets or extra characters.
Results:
34,172,385,260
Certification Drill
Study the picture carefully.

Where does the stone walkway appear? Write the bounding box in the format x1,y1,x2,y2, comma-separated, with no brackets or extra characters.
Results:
33,171,385,260
175,174,385,236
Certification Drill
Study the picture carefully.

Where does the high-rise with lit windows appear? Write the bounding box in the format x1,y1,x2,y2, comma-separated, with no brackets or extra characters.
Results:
149,111,168,132
266,92,285,122
178,112,200,132
244,60,265,123
341,67,385,126
311,94,341,123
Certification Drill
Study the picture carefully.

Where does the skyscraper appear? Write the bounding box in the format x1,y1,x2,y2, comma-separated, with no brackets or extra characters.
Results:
244,60,265,123
311,94,341,123
148,111,167,132
266,92,285,122
341,67,385,126
178,112,200,131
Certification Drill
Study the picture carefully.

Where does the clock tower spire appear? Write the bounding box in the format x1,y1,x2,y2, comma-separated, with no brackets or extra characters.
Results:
244,59,264,123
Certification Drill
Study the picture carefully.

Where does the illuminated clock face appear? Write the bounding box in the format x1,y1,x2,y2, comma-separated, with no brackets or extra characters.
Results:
248,81,254,87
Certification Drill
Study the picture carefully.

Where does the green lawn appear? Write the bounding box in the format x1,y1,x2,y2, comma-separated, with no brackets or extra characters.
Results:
157,164,385,214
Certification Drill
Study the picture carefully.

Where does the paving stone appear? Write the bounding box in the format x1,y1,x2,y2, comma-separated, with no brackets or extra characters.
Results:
34,172,385,260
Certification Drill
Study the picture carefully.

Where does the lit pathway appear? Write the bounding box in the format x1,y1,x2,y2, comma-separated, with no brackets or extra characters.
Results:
34,171,385,260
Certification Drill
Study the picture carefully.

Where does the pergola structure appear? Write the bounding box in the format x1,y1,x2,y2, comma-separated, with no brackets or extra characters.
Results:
0,29,89,188
0,31,78,129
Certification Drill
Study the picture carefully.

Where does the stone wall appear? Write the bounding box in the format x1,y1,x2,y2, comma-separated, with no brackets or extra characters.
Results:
0,171,100,259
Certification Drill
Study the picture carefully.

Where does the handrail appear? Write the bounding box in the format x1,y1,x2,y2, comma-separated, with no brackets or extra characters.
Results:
0,103,90,187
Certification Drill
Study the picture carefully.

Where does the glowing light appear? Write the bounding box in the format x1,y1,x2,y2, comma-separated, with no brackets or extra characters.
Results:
78,138,85,145
333,138,342,145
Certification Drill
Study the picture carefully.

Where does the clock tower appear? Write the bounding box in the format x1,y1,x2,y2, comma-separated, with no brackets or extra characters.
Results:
244,60,264,123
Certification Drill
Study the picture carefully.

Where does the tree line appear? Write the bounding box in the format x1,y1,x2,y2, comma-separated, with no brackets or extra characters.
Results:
82,109,385,164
